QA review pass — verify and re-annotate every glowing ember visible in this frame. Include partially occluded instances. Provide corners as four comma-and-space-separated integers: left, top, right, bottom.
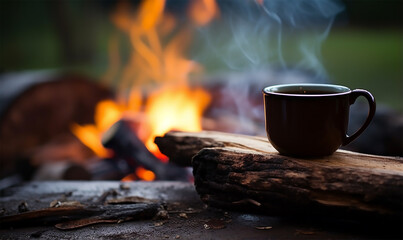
121, 173, 137, 182
119, 167, 155, 182
135, 167, 156, 181
72, 0, 216, 181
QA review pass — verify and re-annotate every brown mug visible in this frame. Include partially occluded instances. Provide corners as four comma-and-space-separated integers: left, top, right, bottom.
262, 83, 376, 157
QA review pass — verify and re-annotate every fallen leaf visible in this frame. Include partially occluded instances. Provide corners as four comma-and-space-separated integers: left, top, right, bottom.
50, 200, 83, 208
178, 213, 188, 219
155, 209, 169, 220
55, 218, 117, 230
154, 221, 166, 227
255, 226, 272, 230
49, 200, 61, 208
232, 198, 261, 206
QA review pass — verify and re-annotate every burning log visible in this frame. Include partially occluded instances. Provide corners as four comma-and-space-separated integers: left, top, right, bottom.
155, 131, 403, 220
102, 120, 189, 181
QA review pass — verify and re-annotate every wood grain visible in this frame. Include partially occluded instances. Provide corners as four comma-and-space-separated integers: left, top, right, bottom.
156, 131, 403, 219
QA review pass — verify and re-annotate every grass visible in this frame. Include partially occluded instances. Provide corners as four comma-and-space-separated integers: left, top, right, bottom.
323, 28, 403, 111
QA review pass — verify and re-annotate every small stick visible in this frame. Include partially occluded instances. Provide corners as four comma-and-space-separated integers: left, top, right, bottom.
55, 203, 160, 230
0, 203, 160, 229
0, 206, 97, 228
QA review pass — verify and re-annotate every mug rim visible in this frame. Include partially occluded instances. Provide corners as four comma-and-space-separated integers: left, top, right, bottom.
262, 83, 351, 97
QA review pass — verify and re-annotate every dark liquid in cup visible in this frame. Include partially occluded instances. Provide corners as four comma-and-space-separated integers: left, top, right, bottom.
278, 90, 339, 95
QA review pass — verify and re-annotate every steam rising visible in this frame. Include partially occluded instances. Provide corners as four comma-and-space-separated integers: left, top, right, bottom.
194, 0, 344, 78
191, 0, 345, 134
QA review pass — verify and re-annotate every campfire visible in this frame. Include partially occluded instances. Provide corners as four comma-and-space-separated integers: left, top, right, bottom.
65, 0, 339, 181
0, 0, 401, 185
70, 0, 216, 181
0, 1, 402, 239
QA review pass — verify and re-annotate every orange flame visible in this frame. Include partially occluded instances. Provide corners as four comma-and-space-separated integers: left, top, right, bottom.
71, 99, 126, 158
137, 0, 165, 30
136, 167, 156, 181
120, 167, 156, 182
71, 123, 112, 158
72, 0, 216, 181
144, 86, 211, 155
188, 0, 220, 26
121, 173, 137, 182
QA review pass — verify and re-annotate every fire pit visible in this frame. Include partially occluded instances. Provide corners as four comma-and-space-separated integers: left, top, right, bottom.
1, 0, 402, 239
1, 0, 401, 183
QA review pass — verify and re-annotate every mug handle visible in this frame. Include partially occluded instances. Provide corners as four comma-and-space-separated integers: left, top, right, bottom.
342, 89, 376, 146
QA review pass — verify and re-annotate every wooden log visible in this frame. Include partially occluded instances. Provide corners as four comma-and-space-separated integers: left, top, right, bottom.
0, 73, 112, 178
155, 131, 403, 220
102, 120, 189, 181
155, 131, 277, 167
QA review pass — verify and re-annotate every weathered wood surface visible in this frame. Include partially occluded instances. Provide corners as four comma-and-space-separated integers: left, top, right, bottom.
155, 131, 273, 167
155, 131, 403, 219
0, 181, 400, 239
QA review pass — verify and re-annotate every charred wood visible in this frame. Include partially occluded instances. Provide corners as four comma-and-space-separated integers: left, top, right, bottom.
102, 120, 189, 181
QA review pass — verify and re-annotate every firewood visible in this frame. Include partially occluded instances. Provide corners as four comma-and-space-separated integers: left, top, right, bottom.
0, 206, 96, 228
155, 131, 403, 220
54, 203, 160, 230
0, 203, 160, 229
102, 120, 189, 181
155, 131, 276, 167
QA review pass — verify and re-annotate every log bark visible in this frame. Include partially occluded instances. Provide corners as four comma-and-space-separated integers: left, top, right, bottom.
155, 131, 270, 167
155, 131, 403, 219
